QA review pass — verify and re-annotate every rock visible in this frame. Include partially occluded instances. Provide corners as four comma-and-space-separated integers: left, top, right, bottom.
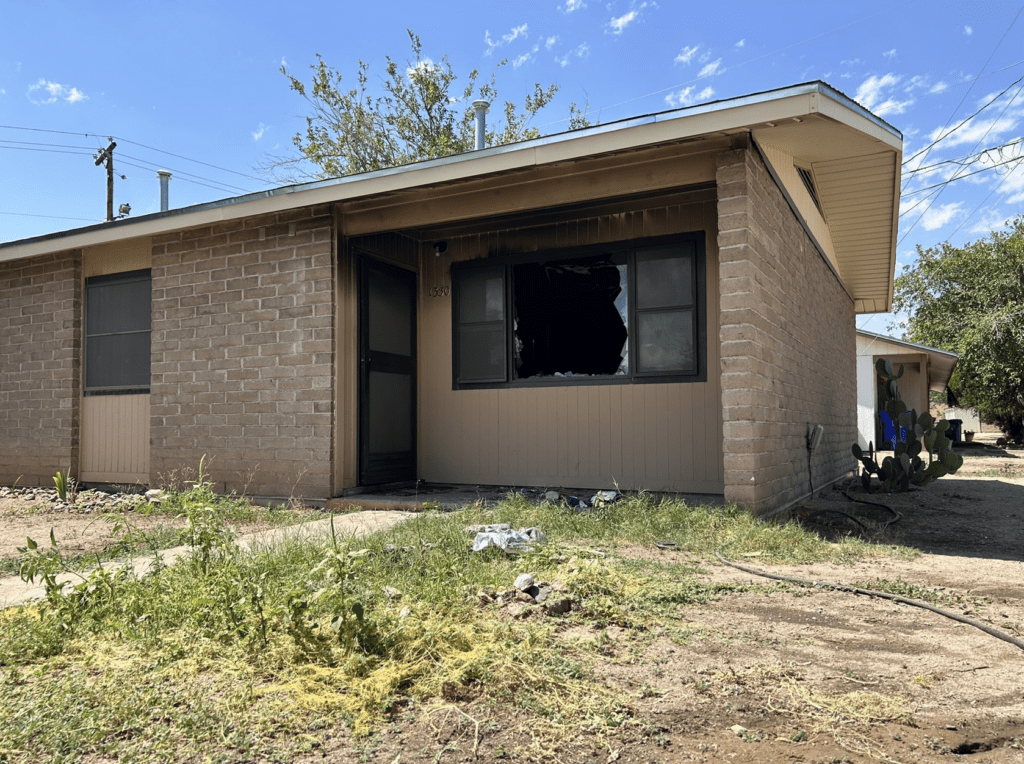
535, 587, 550, 603
382, 586, 402, 600
145, 489, 164, 504
544, 491, 560, 501
730, 725, 747, 737
477, 590, 494, 604
515, 590, 536, 604
505, 602, 530, 619
544, 598, 572, 616
514, 573, 535, 591
398, 606, 411, 619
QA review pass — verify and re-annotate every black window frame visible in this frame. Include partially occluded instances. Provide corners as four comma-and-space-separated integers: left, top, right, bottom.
452, 232, 706, 389
83, 268, 152, 396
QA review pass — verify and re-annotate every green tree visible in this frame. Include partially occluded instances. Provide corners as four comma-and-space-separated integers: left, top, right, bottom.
893, 217, 1024, 442
264, 31, 592, 182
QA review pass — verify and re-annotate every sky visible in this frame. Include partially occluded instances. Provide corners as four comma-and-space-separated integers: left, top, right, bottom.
2, 0, 1023, 336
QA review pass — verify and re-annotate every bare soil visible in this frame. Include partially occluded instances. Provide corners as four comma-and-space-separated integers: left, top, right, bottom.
3, 442, 1023, 763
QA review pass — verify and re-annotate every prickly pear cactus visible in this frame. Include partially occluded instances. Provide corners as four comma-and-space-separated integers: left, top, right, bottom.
851, 358, 963, 492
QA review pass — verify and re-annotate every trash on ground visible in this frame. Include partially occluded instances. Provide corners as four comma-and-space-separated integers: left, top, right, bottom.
466, 523, 547, 553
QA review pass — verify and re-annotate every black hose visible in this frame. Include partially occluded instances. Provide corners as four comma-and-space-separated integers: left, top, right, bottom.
715, 551, 1024, 653
842, 490, 901, 529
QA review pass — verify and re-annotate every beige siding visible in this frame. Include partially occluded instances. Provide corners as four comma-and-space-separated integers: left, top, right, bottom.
754, 142, 838, 272
80, 242, 153, 485
80, 394, 150, 483
417, 192, 724, 493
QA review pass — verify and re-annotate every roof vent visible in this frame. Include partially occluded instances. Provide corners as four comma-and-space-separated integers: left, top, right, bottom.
796, 166, 823, 216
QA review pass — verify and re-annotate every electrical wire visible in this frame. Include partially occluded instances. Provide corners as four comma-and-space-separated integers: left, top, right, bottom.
0, 210, 101, 222
900, 153, 1024, 197
112, 159, 241, 195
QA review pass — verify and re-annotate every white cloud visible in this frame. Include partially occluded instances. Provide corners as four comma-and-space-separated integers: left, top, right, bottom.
854, 73, 913, 116
734, 39, 745, 48
557, 42, 590, 67
545, 36, 558, 50
609, 10, 638, 34
564, 0, 586, 10
665, 85, 714, 108
929, 80, 948, 94
406, 58, 437, 79
964, 25, 973, 35
252, 123, 266, 142
920, 202, 963, 230
698, 59, 722, 78
609, 3, 650, 34
485, 23, 528, 54
512, 51, 533, 69
27, 79, 87, 105
674, 45, 699, 65
928, 112, 1022, 149
968, 209, 1012, 235
280, 57, 287, 68
841, 58, 864, 66
883, 48, 897, 59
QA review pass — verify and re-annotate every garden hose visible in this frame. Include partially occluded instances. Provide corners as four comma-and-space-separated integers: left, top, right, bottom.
714, 549, 1024, 653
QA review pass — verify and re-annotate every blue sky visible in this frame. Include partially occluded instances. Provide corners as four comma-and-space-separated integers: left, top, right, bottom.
2, 0, 1023, 335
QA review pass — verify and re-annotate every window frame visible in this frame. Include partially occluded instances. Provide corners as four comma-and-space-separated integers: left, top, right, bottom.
452, 232, 706, 390
83, 268, 152, 396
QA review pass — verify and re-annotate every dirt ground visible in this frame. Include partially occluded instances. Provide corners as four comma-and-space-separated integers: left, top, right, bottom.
2, 441, 1022, 763
296, 442, 1024, 764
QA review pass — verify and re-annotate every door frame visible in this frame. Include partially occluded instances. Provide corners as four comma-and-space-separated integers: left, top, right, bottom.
357, 252, 418, 485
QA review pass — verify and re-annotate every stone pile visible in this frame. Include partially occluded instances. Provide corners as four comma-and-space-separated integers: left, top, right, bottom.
474, 571, 573, 618
0, 485, 148, 515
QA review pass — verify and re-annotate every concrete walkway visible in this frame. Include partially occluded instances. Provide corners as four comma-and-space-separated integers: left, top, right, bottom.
0, 510, 414, 609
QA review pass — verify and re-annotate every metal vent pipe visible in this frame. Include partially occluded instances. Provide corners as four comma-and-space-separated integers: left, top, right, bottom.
472, 99, 489, 150
157, 170, 171, 211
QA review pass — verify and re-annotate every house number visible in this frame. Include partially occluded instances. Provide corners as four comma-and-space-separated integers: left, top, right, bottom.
429, 285, 450, 297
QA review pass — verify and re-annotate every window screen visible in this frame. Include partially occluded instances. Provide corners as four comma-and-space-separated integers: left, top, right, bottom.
84, 269, 152, 393
454, 265, 507, 384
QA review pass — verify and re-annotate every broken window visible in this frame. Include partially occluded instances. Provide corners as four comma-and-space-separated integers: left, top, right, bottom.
512, 256, 628, 379
452, 234, 704, 388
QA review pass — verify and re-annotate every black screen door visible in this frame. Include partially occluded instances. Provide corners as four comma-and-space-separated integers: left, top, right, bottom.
359, 257, 417, 485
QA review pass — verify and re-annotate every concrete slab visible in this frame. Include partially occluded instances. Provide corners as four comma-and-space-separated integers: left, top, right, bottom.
0, 510, 414, 610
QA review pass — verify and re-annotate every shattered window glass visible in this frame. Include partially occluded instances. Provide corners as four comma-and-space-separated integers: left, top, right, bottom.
512, 255, 628, 379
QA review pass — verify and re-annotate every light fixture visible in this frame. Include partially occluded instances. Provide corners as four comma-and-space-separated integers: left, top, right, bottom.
117, 203, 131, 219
434, 241, 448, 257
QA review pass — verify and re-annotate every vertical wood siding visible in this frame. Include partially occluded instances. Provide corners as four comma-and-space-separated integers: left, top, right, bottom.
80, 394, 150, 483
80, 243, 153, 485
417, 193, 724, 493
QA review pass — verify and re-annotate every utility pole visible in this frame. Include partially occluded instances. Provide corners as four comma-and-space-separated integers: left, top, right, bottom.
94, 139, 117, 222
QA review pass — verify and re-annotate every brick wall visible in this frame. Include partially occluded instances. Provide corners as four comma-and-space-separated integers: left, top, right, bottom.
0, 251, 82, 486
150, 206, 336, 498
717, 144, 856, 514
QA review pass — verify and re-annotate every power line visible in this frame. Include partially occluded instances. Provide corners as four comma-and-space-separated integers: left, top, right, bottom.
113, 158, 243, 195
900, 153, 1024, 197
112, 136, 266, 183
118, 152, 252, 194
904, 137, 1024, 177
0, 210, 101, 222
0, 124, 267, 185
901, 71, 1024, 172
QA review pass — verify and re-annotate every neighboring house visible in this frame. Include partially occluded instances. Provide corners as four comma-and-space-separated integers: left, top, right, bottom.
0, 81, 902, 515
855, 329, 958, 449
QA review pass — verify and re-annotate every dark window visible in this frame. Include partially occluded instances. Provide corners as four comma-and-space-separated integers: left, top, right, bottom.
84, 269, 151, 394
452, 234, 705, 388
